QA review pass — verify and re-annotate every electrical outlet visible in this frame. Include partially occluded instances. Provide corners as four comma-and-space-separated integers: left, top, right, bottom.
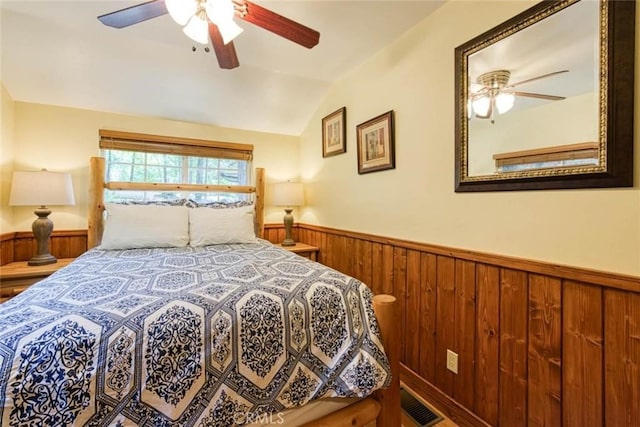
446, 349, 459, 374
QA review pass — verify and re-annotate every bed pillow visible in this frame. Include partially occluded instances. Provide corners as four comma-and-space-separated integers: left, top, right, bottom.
189, 205, 257, 246
101, 204, 190, 249
114, 198, 189, 206
185, 199, 253, 209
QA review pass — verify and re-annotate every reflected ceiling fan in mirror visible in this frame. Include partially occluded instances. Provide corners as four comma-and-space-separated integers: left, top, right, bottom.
469, 69, 568, 122
97, 0, 320, 70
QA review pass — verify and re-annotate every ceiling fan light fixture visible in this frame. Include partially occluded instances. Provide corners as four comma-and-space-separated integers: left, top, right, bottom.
97, 0, 321, 69
218, 20, 244, 45
205, 0, 235, 23
205, 0, 242, 44
166, 0, 198, 26
495, 92, 515, 114
472, 96, 491, 117
183, 13, 209, 45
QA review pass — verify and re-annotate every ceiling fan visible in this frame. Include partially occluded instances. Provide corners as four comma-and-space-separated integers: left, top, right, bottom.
469, 69, 568, 121
98, 0, 320, 70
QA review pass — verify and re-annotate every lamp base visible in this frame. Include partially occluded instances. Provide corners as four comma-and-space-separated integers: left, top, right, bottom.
29, 206, 57, 267
28, 254, 58, 266
281, 208, 296, 247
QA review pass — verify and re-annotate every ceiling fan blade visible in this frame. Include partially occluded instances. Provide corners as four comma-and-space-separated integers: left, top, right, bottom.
513, 91, 566, 101
508, 70, 569, 88
209, 23, 240, 69
98, 0, 167, 28
235, 0, 320, 49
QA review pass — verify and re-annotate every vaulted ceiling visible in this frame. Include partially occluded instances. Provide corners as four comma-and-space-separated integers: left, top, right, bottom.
1, 1, 443, 135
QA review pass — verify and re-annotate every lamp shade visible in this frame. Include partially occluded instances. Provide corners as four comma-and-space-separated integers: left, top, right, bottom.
495, 92, 515, 114
205, 0, 244, 44
183, 13, 209, 45
273, 182, 303, 207
217, 20, 244, 45
166, 0, 197, 25
472, 96, 491, 117
9, 170, 75, 207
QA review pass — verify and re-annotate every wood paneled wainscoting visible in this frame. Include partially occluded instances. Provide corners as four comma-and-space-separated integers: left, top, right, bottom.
0, 230, 88, 265
3, 225, 638, 426
265, 223, 640, 427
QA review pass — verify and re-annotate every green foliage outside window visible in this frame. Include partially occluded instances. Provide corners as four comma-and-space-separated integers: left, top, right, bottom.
103, 149, 249, 203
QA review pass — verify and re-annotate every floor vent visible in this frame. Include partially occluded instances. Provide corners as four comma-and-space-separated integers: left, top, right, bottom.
400, 387, 444, 427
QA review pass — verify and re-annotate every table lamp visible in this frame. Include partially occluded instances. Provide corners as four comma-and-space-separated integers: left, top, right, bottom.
9, 169, 75, 266
272, 182, 303, 246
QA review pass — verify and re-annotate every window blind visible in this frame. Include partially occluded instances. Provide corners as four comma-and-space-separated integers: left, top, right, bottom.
99, 129, 253, 161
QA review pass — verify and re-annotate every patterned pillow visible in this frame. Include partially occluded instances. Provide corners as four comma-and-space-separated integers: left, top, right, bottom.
185, 199, 253, 209
114, 198, 189, 206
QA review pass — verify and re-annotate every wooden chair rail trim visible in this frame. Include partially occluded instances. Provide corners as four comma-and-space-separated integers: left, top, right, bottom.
7, 223, 638, 292
297, 223, 640, 292
13, 230, 88, 239
0, 232, 15, 242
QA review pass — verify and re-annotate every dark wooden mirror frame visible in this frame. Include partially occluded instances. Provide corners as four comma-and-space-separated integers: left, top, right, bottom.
454, 0, 635, 192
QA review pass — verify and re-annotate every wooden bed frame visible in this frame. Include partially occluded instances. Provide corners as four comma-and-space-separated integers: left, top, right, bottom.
87, 156, 400, 426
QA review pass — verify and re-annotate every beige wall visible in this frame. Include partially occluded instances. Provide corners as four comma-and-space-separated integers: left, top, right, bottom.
0, 84, 15, 234
9, 102, 300, 232
299, 0, 640, 276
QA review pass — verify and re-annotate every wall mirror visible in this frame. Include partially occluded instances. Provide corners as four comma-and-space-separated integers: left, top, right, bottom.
454, 0, 635, 192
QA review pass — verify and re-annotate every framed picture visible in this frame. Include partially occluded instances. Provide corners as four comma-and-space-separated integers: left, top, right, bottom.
322, 107, 347, 157
356, 110, 395, 174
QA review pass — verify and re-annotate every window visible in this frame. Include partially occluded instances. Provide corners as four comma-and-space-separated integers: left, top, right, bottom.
493, 142, 599, 173
99, 130, 253, 203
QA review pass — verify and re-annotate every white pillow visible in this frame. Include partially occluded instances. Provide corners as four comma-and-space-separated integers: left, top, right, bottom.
101, 204, 190, 250
189, 205, 257, 246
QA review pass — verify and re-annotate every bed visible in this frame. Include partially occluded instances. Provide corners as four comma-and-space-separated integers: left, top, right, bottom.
0, 157, 399, 426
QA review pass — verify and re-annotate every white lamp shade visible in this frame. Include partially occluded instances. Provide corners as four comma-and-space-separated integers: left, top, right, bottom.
9, 170, 75, 206
205, 0, 235, 24
183, 14, 209, 45
217, 20, 244, 44
205, 0, 243, 44
495, 92, 515, 114
472, 96, 491, 116
166, 0, 197, 25
273, 182, 304, 207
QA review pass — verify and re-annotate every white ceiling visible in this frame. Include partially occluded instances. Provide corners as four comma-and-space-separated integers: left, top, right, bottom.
1, 0, 443, 136
469, 0, 598, 114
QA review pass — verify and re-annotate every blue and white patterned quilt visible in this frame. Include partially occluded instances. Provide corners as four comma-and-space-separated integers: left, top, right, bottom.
0, 240, 390, 426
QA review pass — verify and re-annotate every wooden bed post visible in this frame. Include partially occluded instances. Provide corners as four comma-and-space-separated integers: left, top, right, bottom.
255, 167, 265, 239
88, 157, 105, 249
302, 294, 400, 427
373, 294, 401, 426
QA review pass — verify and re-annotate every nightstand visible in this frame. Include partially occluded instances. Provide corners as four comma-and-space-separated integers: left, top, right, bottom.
280, 243, 319, 261
0, 258, 74, 303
